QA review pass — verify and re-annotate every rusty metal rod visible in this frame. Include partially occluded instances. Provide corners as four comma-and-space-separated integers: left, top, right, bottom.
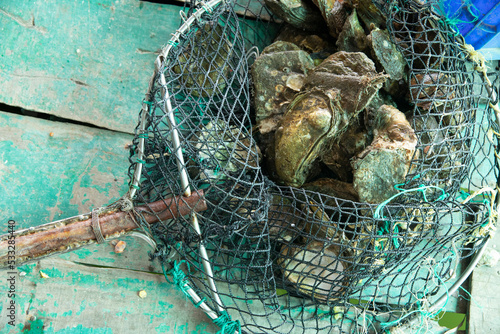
0, 191, 207, 268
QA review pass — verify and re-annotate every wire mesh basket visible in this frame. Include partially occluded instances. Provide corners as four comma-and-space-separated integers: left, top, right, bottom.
127, 0, 500, 332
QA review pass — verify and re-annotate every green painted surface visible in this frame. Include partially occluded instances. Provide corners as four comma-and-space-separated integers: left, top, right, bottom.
0, 110, 132, 229
0, 0, 183, 133
0, 258, 217, 333
0, 0, 278, 133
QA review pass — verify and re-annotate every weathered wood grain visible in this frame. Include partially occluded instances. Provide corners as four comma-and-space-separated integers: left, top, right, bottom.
0, 258, 218, 333
0, 110, 132, 227
0, 0, 278, 133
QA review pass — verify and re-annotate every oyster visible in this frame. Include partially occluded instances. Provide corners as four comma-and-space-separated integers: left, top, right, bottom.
172, 23, 232, 98
302, 178, 360, 237
348, 0, 387, 29
305, 51, 388, 115
252, 41, 315, 135
336, 9, 368, 52
278, 241, 348, 302
409, 73, 455, 111
275, 24, 334, 54
247, 192, 306, 242
352, 105, 417, 204
311, 0, 348, 38
192, 120, 261, 182
409, 115, 464, 196
368, 28, 406, 81
264, 0, 325, 32
321, 118, 371, 182
274, 88, 344, 187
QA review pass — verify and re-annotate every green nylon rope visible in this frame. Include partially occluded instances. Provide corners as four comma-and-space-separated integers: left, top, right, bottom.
162, 260, 241, 334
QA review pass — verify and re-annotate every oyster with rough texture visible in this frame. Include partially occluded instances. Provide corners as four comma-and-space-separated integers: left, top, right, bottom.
264, 0, 325, 32
352, 105, 417, 204
302, 178, 359, 236
321, 118, 371, 182
252, 41, 315, 135
172, 23, 231, 97
247, 192, 307, 242
348, 0, 387, 28
305, 51, 388, 115
408, 115, 464, 196
192, 120, 261, 182
278, 241, 347, 302
409, 73, 455, 111
368, 28, 406, 81
274, 88, 345, 187
336, 9, 368, 52
311, 0, 348, 38
275, 24, 334, 54
411, 115, 448, 164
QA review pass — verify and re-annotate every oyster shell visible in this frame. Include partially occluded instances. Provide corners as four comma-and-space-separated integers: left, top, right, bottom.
321, 118, 371, 182
278, 241, 347, 302
172, 23, 231, 97
302, 178, 360, 237
247, 192, 306, 242
252, 41, 315, 134
264, 0, 325, 32
274, 88, 344, 187
409, 73, 455, 111
336, 9, 368, 52
352, 105, 417, 204
348, 0, 387, 29
305, 51, 388, 115
275, 24, 335, 54
311, 0, 348, 38
192, 120, 261, 182
368, 28, 406, 81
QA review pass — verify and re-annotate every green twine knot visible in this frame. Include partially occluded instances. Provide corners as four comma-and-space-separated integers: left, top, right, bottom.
214, 311, 241, 334
165, 260, 191, 295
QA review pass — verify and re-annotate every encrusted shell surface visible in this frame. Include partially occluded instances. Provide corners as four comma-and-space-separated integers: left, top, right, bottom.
305, 51, 388, 115
275, 24, 334, 54
302, 178, 359, 237
321, 119, 371, 182
264, 0, 325, 31
266, 194, 307, 242
369, 28, 406, 81
311, 0, 348, 38
351, 0, 387, 29
278, 241, 347, 302
352, 105, 417, 203
409, 73, 455, 111
274, 88, 344, 187
192, 120, 261, 182
336, 9, 368, 52
252, 41, 315, 134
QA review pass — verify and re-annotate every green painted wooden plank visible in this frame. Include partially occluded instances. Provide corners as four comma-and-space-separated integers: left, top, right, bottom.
0, 0, 183, 133
0, 0, 277, 133
0, 258, 218, 333
0, 110, 132, 229
0, 111, 165, 272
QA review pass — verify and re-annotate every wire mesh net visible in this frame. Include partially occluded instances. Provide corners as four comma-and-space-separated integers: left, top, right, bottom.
127, 0, 499, 332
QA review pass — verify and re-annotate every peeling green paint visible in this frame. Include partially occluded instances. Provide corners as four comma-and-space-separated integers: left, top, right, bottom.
22, 318, 44, 334
155, 323, 171, 333
54, 324, 113, 334
95, 257, 116, 264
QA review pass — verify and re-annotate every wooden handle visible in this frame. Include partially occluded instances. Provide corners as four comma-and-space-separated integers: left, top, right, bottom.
0, 192, 207, 268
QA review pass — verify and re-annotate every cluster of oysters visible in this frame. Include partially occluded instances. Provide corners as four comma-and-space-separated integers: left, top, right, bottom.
249, 0, 443, 301
253, 2, 417, 202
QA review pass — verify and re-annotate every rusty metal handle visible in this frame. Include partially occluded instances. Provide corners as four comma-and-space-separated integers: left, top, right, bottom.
0, 191, 207, 268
